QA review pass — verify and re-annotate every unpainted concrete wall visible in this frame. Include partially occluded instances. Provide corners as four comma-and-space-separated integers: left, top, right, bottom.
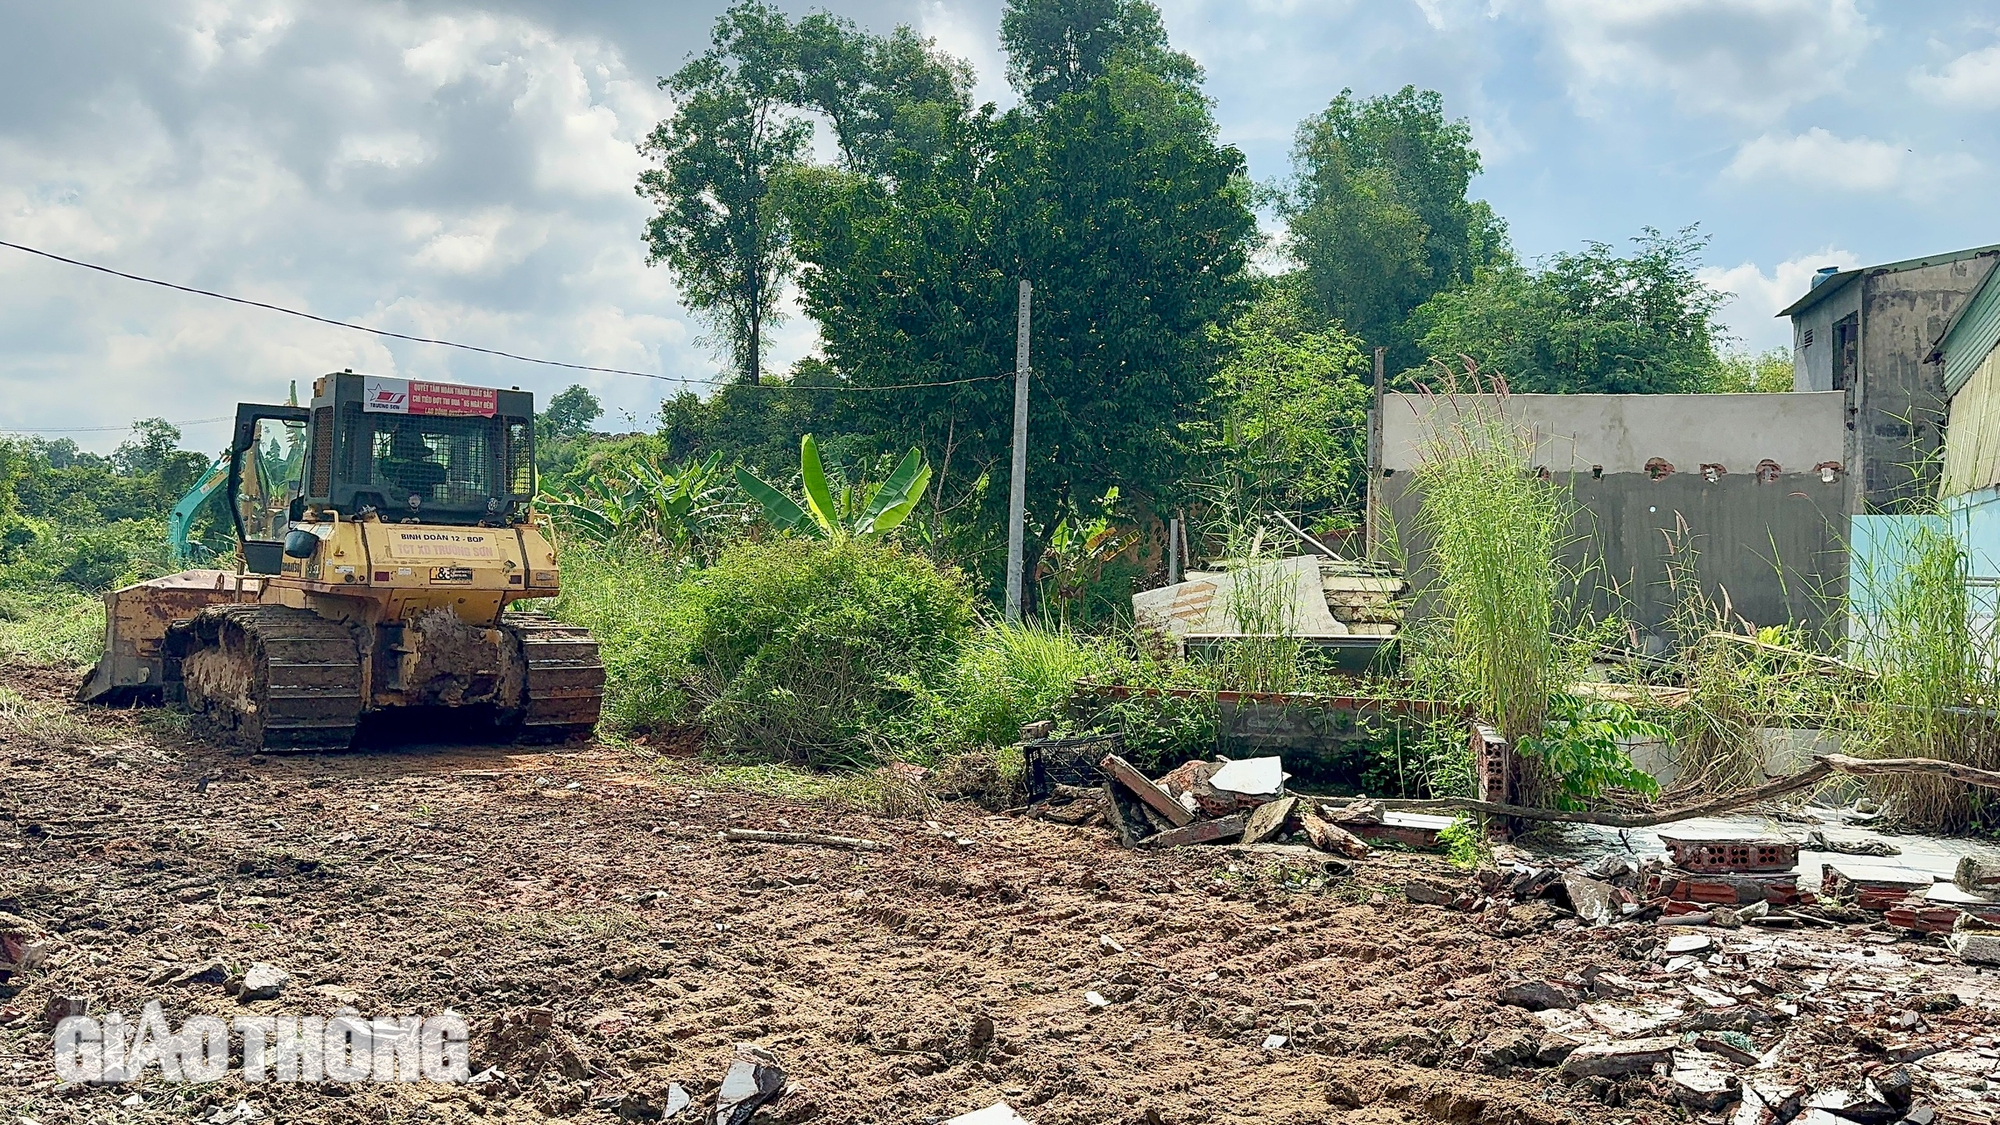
1374, 392, 1850, 647
1856, 256, 1996, 511
1792, 279, 1861, 394
1379, 392, 1845, 474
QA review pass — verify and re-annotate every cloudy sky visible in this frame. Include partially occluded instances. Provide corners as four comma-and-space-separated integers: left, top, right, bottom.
3, 0, 1997, 451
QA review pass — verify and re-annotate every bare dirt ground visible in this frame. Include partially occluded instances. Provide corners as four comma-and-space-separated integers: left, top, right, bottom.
1, 664, 1994, 1125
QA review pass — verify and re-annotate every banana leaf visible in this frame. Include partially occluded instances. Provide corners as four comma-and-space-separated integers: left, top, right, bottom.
735, 466, 817, 535
799, 434, 840, 538
856, 447, 932, 535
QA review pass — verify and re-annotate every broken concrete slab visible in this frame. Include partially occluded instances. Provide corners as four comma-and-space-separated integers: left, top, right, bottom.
1098, 754, 1193, 828
1662, 932, 1714, 956
1561, 1036, 1678, 1078
1672, 1050, 1742, 1111
1564, 873, 1619, 927
1947, 917, 2000, 965
714, 1047, 787, 1125
1208, 756, 1286, 801
1241, 795, 1297, 846
1497, 980, 1579, 1012
1953, 855, 2000, 897
236, 963, 288, 1002
1822, 863, 1932, 911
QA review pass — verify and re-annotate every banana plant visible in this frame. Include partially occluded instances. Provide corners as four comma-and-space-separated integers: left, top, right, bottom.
541, 451, 738, 559
736, 434, 931, 541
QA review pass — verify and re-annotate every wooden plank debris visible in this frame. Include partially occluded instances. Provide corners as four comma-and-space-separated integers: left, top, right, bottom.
1141, 815, 1248, 849
1099, 753, 1193, 827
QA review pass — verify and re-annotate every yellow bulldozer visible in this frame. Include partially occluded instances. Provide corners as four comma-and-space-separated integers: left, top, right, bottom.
80, 372, 604, 750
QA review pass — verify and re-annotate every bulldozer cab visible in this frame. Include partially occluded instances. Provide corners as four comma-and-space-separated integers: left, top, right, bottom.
228, 406, 310, 574
228, 374, 536, 574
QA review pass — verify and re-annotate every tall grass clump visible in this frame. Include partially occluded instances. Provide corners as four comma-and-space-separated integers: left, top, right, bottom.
0, 586, 106, 668
1654, 523, 1849, 793
1223, 555, 1304, 694
544, 540, 694, 731
681, 537, 975, 769
1410, 389, 1568, 741
1406, 382, 1661, 807
1851, 518, 1999, 830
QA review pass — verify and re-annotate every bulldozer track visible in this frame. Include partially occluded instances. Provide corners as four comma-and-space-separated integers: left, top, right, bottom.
169, 604, 364, 752
502, 612, 605, 742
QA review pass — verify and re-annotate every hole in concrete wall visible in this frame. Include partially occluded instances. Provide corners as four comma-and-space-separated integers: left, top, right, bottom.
1645, 458, 1674, 480
1756, 459, 1781, 482
1700, 463, 1726, 483
1591, 465, 1603, 479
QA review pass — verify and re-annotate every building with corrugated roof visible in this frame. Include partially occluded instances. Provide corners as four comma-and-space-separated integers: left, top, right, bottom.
1780, 243, 2000, 513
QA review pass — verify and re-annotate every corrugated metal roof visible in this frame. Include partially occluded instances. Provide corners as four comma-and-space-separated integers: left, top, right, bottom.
1775, 241, 2000, 319
1941, 269, 2000, 398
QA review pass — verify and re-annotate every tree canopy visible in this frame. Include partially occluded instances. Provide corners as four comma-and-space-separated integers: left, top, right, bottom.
638, 3, 814, 385
1191, 276, 1371, 525
999, 0, 1200, 105
1406, 227, 1728, 395
1279, 86, 1507, 374
780, 56, 1255, 582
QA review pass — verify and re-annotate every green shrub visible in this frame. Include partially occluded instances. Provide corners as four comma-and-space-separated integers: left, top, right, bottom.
925, 623, 1122, 750
0, 516, 171, 593
544, 541, 694, 731
683, 537, 975, 768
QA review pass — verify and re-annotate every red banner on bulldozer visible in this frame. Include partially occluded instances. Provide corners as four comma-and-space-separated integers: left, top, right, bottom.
362, 377, 497, 416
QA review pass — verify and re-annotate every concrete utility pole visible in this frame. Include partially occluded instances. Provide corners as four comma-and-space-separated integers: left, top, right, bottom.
1366, 345, 1385, 561
1005, 280, 1031, 623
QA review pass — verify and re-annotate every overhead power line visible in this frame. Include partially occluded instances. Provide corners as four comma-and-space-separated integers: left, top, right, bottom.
2, 415, 230, 435
0, 238, 1008, 394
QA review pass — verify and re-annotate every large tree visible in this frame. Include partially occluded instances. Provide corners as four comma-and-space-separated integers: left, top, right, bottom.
1280, 86, 1507, 373
782, 55, 1254, 586
792, 15, 974, 177
638, 2, 810, 385
1407, 227, 1727, 394
638, 5, 972, 385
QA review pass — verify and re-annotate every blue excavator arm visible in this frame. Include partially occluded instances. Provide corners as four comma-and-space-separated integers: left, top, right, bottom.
167, 456, 228, 564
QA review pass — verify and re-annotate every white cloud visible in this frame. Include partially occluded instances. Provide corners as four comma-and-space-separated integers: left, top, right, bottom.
1701, 247, 1862, 351
1722, 128, 1978, 198
918, 0, 1014, 110
0, 1, 708, 448
336, 131, 428, 170
1912, 44, 2000, 108
1539, 0, 1871, 121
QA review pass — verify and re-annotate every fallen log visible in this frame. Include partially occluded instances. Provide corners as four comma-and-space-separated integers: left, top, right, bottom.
1372, 752, 2000, 829
1297, 811, 1372, 858
723, 828, 892, 851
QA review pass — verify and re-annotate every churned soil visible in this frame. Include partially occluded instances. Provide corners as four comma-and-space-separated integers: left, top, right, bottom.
0, 668, 1724, 1125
